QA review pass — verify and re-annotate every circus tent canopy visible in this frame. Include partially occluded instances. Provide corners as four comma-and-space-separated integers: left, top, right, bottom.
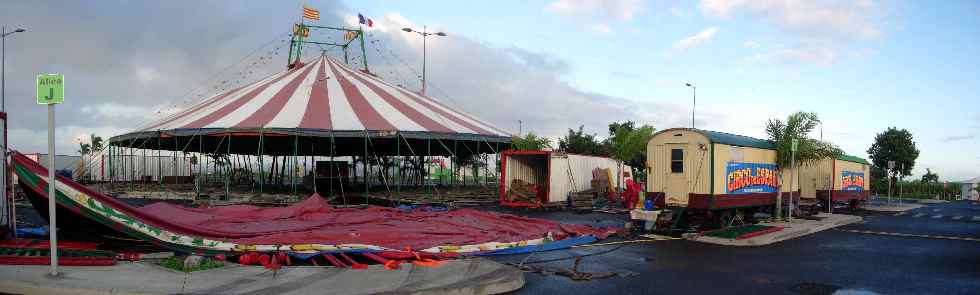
110, 56, 512, 156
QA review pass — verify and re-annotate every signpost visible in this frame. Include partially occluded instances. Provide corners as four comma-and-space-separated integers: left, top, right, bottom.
37, 73, 63, 276
887, 160, 895, 204
788, 139, 798, 221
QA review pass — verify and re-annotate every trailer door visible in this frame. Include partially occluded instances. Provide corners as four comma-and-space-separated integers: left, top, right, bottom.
666, 144, 688, 202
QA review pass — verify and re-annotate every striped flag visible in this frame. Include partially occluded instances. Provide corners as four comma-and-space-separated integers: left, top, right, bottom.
303, 6, 320, 21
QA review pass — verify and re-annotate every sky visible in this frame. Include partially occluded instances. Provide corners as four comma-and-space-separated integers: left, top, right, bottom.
1, 0, 978, 181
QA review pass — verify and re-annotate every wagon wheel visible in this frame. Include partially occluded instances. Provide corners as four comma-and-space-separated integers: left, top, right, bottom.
849, 199, 861, 212
717, 209, 734, 229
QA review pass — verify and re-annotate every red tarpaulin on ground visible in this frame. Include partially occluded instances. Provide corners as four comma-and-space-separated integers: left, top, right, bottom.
12, 152, 611, 253
133, 195, 609, 250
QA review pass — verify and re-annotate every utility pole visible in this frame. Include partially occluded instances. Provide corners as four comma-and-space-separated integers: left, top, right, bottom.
685, 83, 696, 128
2, 26, 26, 234
401, 26, 446, 96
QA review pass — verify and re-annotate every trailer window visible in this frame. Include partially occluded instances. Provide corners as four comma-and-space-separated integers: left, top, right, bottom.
670, 149, 683, 173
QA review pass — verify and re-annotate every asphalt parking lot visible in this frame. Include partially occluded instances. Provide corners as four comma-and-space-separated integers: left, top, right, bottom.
491, 200, 980, 295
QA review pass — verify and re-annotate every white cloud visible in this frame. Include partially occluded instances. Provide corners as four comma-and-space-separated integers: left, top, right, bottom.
672, 27, 719, 52
546, 0, 646, 21
698, 0, 881, 40
585, 23, 614, 34
743, 40, 759, 48
80, 103, 161, 120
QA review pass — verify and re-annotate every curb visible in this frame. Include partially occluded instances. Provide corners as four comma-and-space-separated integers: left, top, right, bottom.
0, 280, 159, 295
689, 215, 863, 247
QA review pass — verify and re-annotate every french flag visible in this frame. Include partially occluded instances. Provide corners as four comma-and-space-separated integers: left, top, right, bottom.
358, 13, 374, 27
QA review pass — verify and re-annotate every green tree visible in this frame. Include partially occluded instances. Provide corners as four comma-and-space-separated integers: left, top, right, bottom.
867, 127, 919, 193
765, 111, 842, 219
78, 133, 105, 156
78, 142, 91, 156
921, 168, 939, 183
90, 134, 104, 152
511, 132, 552, 150
605, 121, 655, 179
558, 125, 606, 156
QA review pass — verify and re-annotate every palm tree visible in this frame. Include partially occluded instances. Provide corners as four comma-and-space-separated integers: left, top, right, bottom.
90, 134, 104, 152
765, 111, 842, 219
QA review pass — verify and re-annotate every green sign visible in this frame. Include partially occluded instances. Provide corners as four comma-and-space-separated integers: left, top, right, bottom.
36, 74, 65, 105
791, 138, 799, 152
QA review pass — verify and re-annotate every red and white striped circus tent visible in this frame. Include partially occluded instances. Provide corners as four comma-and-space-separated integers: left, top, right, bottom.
110, 56, 512, 156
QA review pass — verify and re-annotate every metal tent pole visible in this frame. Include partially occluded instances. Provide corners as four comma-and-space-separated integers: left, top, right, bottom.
292, 134, 298, 196
258, 129, 264, 195
363, 132, 368, 204
157, 133, 161, 186
427, 138, 431, 194
453, 140, 458, 191
225, 134, 231, 199
396, 133, 401, 195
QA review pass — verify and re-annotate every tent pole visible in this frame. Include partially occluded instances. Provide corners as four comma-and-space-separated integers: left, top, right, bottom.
454, 139, 458, 191
396, 133, 401, 196
107, 144, 113, 188
427, 138, 431, 194
173, 135, 178, 186
292, 134, 298, 196
363, 132, 368, 204
157, 132, 161, 187
311, 138, 318, 195
197, 132, 203, 199
258, 129, 264, 196
225, 134, 231, 199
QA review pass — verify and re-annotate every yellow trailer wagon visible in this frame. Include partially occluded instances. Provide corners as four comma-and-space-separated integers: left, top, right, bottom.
646, 128, 799, 229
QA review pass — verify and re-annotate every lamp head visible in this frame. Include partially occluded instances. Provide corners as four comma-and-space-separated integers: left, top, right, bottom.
15, 28, 26, 33
401, 28, 413, 32
435, 32, 447, 36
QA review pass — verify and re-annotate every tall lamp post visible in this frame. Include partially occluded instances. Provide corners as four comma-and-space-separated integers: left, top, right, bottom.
401, 26, 446, 96
685, 83, 696, 128
2, 26, 26, 235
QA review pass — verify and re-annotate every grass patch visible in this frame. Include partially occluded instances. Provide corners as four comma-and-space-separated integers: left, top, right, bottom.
703, 225, 776, 239
157, 256, 225, 272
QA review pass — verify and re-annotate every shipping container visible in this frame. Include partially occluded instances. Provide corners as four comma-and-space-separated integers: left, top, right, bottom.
798, 155, 871, 205
499, 150, 631, 207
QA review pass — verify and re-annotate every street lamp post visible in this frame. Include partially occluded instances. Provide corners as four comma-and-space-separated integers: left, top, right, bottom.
685, 83, 696, 128
1, 26, 25, 236
401, 26, 446, 96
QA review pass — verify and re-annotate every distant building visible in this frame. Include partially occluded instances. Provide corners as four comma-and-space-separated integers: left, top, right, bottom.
959, 177, 979, 200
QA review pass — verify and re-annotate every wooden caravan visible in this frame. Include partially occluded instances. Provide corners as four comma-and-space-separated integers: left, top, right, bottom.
646, 128, 799, 212
798, 155, 871, 204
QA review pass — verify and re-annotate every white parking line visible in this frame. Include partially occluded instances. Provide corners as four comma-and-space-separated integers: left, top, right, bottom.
953, 216, 964, 220
931, 215, 944, 219
913, 213, 927, 218
933, 209, 943, 212
836, 229, 980, 242
894, 212, 907, 216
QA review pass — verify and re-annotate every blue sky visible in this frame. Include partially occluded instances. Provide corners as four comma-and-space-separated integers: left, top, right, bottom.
350, 0, 980, 180
1, 0, 977, 181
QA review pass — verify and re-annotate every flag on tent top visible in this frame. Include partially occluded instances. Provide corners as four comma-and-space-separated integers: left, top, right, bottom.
358, 13, 374, 27
303, 6, 320, 20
